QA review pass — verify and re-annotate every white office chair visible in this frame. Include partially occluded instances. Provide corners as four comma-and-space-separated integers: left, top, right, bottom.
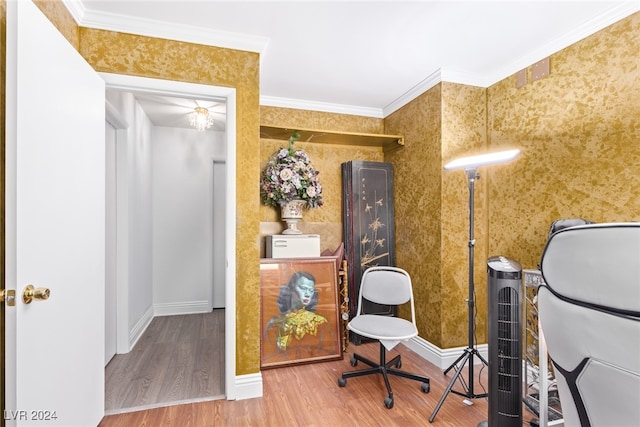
337, 266, 430, 409
539, 222, 640, 427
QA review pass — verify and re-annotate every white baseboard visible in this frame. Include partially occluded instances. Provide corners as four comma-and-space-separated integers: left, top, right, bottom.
232, 373, 263, 400
126, 301, 211, 352
404, 336, 488, 370
154, 300, 212, 316
128, 305, 154, 351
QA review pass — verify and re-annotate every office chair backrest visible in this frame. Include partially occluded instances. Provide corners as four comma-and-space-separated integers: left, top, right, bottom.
539, 222, 640, 427
357, 266, 416, 319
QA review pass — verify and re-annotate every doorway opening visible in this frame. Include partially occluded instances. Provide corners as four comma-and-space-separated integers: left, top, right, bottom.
101, 73, 237, 412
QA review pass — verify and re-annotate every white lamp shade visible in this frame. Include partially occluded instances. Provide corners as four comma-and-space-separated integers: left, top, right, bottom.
444, 149, 520, 171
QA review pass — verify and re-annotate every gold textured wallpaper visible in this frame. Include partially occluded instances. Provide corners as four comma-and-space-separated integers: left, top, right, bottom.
386, 83, 490, 348
259, 106, 384, 254
385, 12, 639, 349
440, 83, 489, 348
384, 86, 445, 345
35, 1, 262, 375
33, 0, 78, 48
79, 29, 262, 375
261, 105, 384, 134
22, 1, 640, 371
487, 12, 640, 272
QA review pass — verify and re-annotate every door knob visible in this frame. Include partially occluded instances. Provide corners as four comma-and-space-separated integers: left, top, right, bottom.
23, 285, 51, 304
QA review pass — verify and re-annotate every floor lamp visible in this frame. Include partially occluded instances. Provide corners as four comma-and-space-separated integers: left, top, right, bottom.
429, 149, 520, 423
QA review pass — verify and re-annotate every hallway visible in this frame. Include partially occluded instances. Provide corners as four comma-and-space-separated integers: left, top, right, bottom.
105, 310, 225, 414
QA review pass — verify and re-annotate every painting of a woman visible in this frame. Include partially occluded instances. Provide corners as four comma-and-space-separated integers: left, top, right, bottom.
260, 258, 342, 368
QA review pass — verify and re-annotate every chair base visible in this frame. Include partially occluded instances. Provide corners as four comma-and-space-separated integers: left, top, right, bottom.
338, 342, 430, 409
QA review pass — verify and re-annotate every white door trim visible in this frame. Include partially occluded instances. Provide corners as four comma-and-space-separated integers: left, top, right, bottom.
104, 120, 117, 366
99, 73, 240, 400
211, 160, 226, 309
104, 100, 131, 355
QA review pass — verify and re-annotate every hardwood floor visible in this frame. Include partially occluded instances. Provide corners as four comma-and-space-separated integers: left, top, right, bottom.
100, 340, 538, 426
105, 310, 225, 414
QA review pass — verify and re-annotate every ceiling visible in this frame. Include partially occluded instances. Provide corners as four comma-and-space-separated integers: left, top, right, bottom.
132, 93, 227, 131
76, 0, 638, 124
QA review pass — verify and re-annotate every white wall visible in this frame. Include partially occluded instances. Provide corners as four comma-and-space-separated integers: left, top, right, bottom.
106, 90, 154, 351
128, 101, 154, 332
105, 90, 226, 346
152, 126, 226, 315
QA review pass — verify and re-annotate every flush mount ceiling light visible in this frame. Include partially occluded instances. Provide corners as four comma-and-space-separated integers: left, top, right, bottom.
189, 106, 214, 131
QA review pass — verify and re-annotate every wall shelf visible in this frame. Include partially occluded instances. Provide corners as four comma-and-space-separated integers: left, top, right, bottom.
260, 125, 404, 153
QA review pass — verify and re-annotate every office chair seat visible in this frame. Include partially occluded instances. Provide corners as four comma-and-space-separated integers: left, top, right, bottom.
348, 314, 418, 344
337, 266, 430, 409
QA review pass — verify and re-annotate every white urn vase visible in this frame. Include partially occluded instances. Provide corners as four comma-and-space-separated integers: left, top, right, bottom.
280, 199, 306, 234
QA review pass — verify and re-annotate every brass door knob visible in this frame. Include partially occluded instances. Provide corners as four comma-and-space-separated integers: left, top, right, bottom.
23, 284, 51, 304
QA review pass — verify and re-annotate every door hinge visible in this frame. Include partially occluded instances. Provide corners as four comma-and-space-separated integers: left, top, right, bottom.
1, 289, 17, 306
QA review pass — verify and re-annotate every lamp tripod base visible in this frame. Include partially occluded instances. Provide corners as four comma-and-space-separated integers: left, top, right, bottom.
428, 347, 488, 423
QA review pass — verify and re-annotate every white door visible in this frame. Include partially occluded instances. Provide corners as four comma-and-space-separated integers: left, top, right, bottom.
5, 2, 105, 426
212, 161, 226, 308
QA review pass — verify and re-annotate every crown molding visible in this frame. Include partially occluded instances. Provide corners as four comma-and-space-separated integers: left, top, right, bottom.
66, 1, 639, 119
382, 68, 443, 117
266, 67, 486, 118
61, 0, 84, 23
383, 2, 639, 118
62, 0, 268, 53
382, 67, 492, 118
260, 96, 384, 118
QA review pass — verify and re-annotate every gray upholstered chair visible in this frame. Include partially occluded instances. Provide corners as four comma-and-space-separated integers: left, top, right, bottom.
337, 266, 430, 408
539, 222, 640, 426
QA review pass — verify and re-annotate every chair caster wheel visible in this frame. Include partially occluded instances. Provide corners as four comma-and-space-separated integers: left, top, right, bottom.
396, 360, 402, 368
338, 377, 346, 387
350, 357, 357, 367
384, 396, 394, 409
421, 382, 430, 393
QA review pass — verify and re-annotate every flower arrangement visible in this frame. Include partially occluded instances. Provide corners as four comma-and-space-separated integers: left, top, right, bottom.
261, 131, 323, 209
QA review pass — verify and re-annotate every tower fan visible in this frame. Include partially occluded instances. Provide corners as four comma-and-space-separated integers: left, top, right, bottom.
485, 256, 523, 427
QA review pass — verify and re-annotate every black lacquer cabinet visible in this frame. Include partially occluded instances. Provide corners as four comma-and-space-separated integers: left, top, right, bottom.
342, 161, 397, 344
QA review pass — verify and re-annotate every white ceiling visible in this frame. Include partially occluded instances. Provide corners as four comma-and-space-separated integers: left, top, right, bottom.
74, 0, 639, 121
